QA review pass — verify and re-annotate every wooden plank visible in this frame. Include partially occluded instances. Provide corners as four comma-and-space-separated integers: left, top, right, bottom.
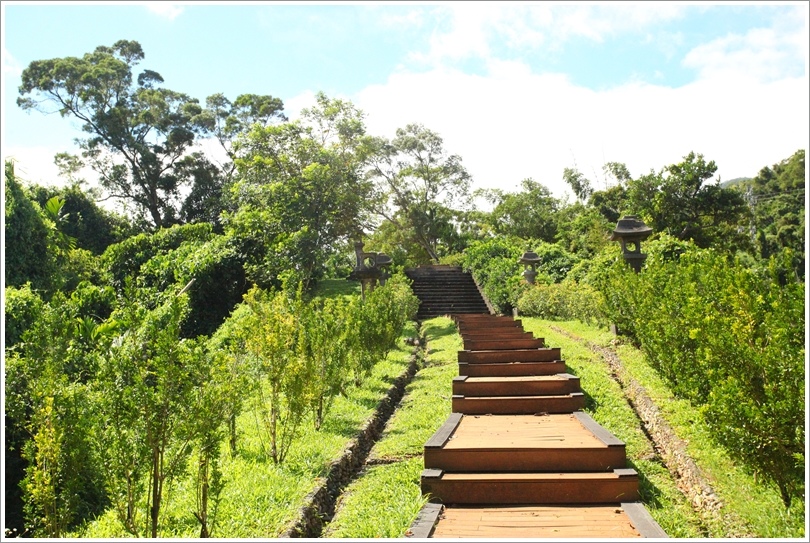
424, 447, 627, 472
405, 502, 443, 538
453, 374, 580, 397
621, 502, 669, 538
422, 470, 640, 504
424, 413, 463, 449
452, 392, 585, 415
458, 348, 561, 363
459, 360, 567, 377
574, 411, 626, 447
463, 338, 546, 351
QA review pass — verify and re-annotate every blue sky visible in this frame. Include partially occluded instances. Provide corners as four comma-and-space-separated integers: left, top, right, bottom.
2, 1, 808, 202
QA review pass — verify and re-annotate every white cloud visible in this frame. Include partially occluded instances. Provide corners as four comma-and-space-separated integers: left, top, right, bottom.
2, 46, 22, 76
354, 62, 808, 200
405, 3, 689, 72
3, 145, 85, 186
145, 2, 184, 21
683, 10, 807, 83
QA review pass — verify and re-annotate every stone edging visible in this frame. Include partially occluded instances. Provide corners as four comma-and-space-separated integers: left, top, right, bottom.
280, 335, 425, 538
548, 325, 753, 538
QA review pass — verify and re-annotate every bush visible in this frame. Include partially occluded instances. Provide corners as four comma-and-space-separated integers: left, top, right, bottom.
4, 284, 45, 348
460, 237, 527, 314
592, 237, 805, 508
516, 281, 605, 325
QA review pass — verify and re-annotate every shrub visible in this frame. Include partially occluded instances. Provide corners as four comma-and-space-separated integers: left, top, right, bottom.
592, 237, 805, 508
460, 237, 527, 313
516, 281, 605, 325
4, 284, 45, 348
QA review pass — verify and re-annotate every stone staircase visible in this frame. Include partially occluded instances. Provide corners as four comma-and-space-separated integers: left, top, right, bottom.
405, 266, 490, 320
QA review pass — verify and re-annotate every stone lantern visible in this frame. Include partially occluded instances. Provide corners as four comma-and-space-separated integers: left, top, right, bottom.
519, 250, 542, 284
348, 240, 392, 299
610, 215, 652, 273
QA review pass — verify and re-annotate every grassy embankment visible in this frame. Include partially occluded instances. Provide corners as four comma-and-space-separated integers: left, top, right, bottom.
325, 316, 805, 538
530, 319, 805, 539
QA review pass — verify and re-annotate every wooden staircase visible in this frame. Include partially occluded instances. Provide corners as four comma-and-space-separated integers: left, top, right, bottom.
407, 313, 667, 538
405, 266, 490, 320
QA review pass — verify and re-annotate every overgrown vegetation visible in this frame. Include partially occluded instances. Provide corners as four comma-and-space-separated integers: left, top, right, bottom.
4, 36, 804, 538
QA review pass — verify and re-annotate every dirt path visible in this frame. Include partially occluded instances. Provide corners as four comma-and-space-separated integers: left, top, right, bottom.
548, 324, 754, 538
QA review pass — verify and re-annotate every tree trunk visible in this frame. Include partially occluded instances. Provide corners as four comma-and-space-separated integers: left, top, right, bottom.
150, 449, 161, 538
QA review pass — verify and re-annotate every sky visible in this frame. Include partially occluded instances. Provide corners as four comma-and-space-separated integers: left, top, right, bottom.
2, 1, 808, 204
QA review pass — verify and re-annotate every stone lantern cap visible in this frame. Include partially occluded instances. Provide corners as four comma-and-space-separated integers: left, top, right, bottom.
519, 251, 541, 265
609, 215, 652, 241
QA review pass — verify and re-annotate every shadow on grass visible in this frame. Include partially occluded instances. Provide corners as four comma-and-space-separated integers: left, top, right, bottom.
627, 458, 664, 509
421, 319, 458, 340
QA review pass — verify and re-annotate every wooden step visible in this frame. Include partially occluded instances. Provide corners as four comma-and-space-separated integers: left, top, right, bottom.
424, 413, 627, 473
458, 360, 567, 377
406, 502, 668, 538
421, 468, 639, 505
452, 393, 585, 415
458, 348, 561, 364
454, 316, 521, 327
463, 338, 546, 351
460, 330, 533, 340
452, 374, 580, 397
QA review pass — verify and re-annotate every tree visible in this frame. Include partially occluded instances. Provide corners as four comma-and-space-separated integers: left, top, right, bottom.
366, 123, 472, 263
97, 293, 203, 537
626, 152, 751, 250
4, 161, 57, 293
18, 40, 208, 229
480, 178, 560, 242
199, 93, 286, 181
27, 180, 135, 255
225, 93, 374, 290
746, 149, 805, 278
563, 167, 593, 202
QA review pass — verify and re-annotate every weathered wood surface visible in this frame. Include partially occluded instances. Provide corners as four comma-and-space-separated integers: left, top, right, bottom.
424, 413, 627, 472
426, 504, 646, 538
463, 338, 546, 351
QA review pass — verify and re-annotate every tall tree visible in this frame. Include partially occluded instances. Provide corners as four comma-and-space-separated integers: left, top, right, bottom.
4, 161, 57, 293
17, 40, 207, 229
746, 149, 805, 276
226, 92, 373, 289
199, 93, 287, 181
563, 167, 593, 202
626, 152, 751, 250
480, 178, 560, 242
366, 123, 472, 263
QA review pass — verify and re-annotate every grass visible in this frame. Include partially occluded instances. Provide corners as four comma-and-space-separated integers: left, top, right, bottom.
71, 321, 420, 539
323, 316, 462, 538
519, 317, 706, 538
528, 318, 806, 539
312, 278, 361, 298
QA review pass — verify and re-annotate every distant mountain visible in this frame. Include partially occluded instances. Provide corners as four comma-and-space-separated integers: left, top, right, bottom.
720, 177, 752, 188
